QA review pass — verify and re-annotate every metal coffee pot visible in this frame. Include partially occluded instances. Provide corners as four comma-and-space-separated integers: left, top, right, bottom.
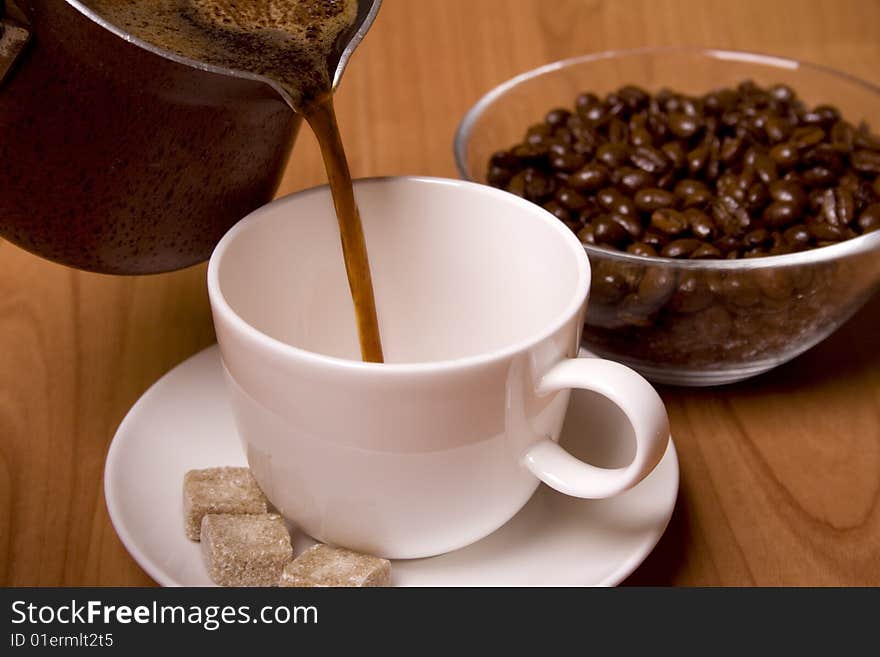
0, 0, 380, 274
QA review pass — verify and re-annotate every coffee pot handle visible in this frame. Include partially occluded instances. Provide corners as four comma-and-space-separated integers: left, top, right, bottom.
523, 358, 669, 498
1, 1, 31, 87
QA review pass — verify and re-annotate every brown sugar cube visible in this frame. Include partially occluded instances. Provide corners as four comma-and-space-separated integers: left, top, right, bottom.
200, 513, 293, 587
279, 544, 391, 587
183, 467, 268, 541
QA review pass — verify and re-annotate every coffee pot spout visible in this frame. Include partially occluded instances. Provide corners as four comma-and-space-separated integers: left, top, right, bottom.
332, 0, 382, 90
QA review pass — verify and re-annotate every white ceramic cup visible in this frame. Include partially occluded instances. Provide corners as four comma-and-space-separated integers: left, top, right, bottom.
207, 176, 669, 559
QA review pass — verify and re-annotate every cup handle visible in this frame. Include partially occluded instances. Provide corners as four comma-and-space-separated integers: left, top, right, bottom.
522, 358, 669, 498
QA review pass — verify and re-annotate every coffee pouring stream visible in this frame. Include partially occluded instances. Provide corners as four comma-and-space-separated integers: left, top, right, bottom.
0, 0, 381, 275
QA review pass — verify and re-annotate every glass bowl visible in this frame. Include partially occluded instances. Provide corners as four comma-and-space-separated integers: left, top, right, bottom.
455, 48, 880, 386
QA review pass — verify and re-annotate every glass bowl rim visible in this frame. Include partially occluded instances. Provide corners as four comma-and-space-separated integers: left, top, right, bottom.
453, 46, 880, 271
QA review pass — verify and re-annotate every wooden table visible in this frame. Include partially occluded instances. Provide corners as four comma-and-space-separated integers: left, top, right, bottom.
2, 0, 878, 586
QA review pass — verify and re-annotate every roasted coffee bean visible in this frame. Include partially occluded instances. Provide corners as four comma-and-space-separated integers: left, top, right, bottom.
722, 274, 761, 308
641, 231, 669, 250
801, 105, 840, 127
630, 128, 654, 148
618, 85, 649, 110
635, 188, 677, 212
551, 151, 586, 172
606, 93, 627, 118
656, 171, 676, 190
743, 228, 772, 249
852, 149, 880, 173
746, 183, 770, 212
803, 143, 844, 172
791, 126, 825, 149
830, 120, 856, 152
525, 123, 553, 143
685, 208, 715, 240
762, 201, 801, 228
687, 144, 709, 176
528, 169, 557, 200
769, 84, 795, 102
661, 141, 686, 170
713, 235, 741, 255
631, 146, 670, 174
596, 143, 630, 168
610, 195, 638, 216
490, 150, 520, 169
575, 92, 600, 111
597, 187, 621, 210
769, 142, 799, 168
577, 223, 596, 244
646, 111, 669, 140
553, 128, 575, 146
690, 243, 722, 259
764, 115, 791, 143
661, 238, 702, 258
783, 224, 811, 249
572, 139, 596, 158
753, 153, 779, 184
591, 269, 628, 304
669, 273, 714, 312
755, 269, 794, 300
610, 212, 644, 239
637, 268, 676, 305
627, 242, 658, 257
593, 214, 630, 247
553, 187, 587, 212
579, 101, 606, 124
608, 118, 629, 144
801, 166, 837, 188
487, 165, 512, 187
782, 171, 802, 185
832, 187, 855, 225
562, 219, 582, 234
806, 217, 844, 241
691, 305, 733, 341
545, 108, 572, 128
720, 136, 745, 163
712, 195, 750, 236
768, 180, 808, 209
616, 167, 656, 194
542, 201, 572, 223
506, 170, 528, 197
569, 163, 609, 191
650, 208, 688, 236
577, 201, 601, 223
512, 142, 550, 163
549, 141, 572, 156
717, 172, 748, 203
668, 112, 701, 138
554, 171, 572, 187
854, 179, 878, 210
705, 137, 722, 180
674, 178, 709, 198
857, 203, 880, 232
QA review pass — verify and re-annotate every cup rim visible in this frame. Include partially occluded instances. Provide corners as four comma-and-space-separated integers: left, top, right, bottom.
207, 175, 591, 373
453, 46, 880, 270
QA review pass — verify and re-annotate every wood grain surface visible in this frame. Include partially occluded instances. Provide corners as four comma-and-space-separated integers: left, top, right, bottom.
2, 0, 879, 586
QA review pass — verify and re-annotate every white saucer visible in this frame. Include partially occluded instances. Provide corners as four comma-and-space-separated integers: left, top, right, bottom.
104, 346, 678, 586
